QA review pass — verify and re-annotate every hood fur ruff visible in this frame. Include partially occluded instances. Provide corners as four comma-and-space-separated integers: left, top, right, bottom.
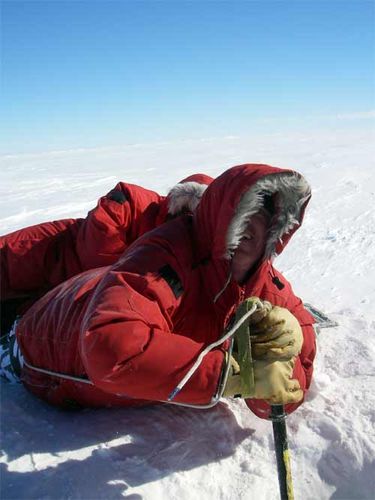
167, 181, 208, 215
226, 172, 311, 259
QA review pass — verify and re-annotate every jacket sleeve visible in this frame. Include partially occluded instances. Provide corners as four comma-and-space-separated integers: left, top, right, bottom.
75, 183, 134, 270
80, 247, 225, 405
0, 219, 81, 301
245, 270, 316, 419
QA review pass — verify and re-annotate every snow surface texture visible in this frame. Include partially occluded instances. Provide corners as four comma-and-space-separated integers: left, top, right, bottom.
1, 128, 375, 499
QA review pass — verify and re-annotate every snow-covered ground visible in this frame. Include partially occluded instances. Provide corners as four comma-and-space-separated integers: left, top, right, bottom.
1, 127, 375, 499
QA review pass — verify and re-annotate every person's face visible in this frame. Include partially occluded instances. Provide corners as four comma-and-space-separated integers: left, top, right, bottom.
231, 212, 269, 284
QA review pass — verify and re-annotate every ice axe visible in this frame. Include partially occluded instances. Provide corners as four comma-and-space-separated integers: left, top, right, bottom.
234, 299, 295, 500
270, 404, 294, 500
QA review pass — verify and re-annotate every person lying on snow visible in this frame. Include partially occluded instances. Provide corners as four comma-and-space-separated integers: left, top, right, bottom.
1, 164, 316, 419
0, 173, 213, 335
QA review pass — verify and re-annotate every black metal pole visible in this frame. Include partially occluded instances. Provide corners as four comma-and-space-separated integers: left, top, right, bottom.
270, 405, 294, 500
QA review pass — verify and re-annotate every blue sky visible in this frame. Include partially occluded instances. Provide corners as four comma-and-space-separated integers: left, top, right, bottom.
1, 0, 374, 153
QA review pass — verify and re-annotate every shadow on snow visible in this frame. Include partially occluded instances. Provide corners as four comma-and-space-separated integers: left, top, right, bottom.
1, 381, 254, 499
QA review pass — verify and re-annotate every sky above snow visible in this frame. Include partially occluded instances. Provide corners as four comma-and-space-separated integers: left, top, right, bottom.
2, 1, 375, 153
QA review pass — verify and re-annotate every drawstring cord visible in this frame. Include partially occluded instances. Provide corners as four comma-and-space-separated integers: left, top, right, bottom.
167, 300, 259, 401
22, 358, 94, 385
6, 319, 94, 386
213, 271, 232, 303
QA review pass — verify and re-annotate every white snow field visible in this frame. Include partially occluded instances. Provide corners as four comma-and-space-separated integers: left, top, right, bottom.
1, 127, 375, 499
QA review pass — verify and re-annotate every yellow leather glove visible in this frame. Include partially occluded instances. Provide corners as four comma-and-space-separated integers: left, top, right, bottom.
222, 298, 304, 404
252, 359, 303, 404
250, 305, 303, 361
222, 355, 303, 404
222, 355, 242, 398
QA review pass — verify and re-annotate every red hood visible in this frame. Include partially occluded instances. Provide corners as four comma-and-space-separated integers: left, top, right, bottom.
193, 164, 311, 312
178, 173, 214, 185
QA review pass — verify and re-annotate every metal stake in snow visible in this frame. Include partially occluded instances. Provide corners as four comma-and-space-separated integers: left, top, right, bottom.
270, 405, 294, 500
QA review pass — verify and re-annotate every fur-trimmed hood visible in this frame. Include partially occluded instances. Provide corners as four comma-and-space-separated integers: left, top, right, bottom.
167, 174, 214, 216
226, 170, 311, 259
193, 164, 311, 306
195, 164, 311, 261
154, 174, 213, 227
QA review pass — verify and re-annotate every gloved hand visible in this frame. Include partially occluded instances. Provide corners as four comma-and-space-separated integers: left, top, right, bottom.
252, 359, 303, 404
222, 355, 303, 404
249, 303, 303, 361
222, 297, 304, 405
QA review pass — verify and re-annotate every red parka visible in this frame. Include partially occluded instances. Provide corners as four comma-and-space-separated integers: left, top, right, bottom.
0, 174, 213, 317
15, 164, 316, 418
